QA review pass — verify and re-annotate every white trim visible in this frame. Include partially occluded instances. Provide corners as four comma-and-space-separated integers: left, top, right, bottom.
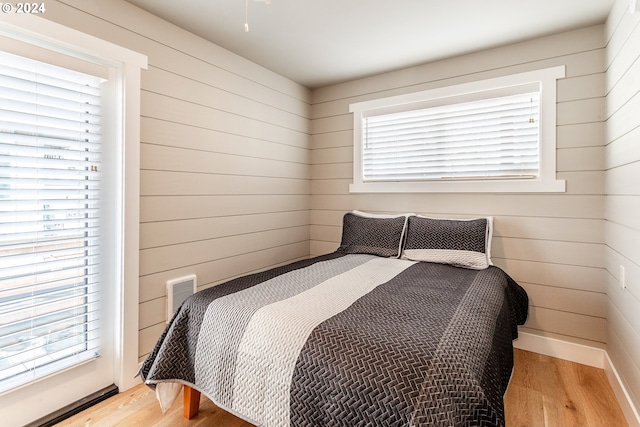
513, 331, 605, 368
514, 332, 640, 427
349, 178, 566, 193
604, 352, 640, 427
0, 13, 147, 70
349, 66, 566, 194
117, 52, 146, 392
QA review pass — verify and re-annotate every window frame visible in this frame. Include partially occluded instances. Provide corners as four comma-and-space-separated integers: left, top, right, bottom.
349, 66, 566, 193
0, 12, 146, 424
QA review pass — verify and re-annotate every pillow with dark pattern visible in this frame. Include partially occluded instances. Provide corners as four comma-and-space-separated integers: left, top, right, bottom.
401, 216, 493, 269
337, 211, 410, 258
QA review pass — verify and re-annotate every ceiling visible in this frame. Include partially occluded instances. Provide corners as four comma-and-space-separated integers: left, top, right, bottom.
124, 0, 615, 89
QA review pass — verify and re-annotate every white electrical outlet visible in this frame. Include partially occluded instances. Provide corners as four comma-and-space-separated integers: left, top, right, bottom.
620, 265, 626, 290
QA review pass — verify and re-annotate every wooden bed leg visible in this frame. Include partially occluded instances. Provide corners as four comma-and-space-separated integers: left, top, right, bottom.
183, 385, 201, 419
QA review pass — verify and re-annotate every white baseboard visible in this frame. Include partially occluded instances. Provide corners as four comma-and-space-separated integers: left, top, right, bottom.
604, 352, 640, 427
513, 332, 640, 427
513, 331, 605, 368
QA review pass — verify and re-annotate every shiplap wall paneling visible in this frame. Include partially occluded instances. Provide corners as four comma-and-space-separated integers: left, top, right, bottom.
605, 0, 640, 417
43, 0, 312, 360
312, 26, 605, 105
309, 25, 607, 346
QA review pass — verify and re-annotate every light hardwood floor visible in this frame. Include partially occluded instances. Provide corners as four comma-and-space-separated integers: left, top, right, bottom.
56, 349, 628, 427
505, 349, 628, 427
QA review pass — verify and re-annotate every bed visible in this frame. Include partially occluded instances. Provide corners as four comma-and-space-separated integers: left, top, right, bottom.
139, 211, 529, 427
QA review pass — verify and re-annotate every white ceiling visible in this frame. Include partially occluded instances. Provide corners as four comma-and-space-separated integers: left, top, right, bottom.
124, 0, 615, 89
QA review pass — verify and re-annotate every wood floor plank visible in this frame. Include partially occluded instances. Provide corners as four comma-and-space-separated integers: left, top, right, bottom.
504, 350, 628, 427
503, 384, 545, 427
57, 349, 628, 426
56, 386, 253, 427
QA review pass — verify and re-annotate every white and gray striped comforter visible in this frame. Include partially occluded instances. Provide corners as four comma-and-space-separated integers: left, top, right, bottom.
139, 253, 528, 427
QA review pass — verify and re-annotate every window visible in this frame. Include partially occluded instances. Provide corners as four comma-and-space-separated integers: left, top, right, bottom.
0, 14, 146, 426
349, 67, 566, 193
362, 91, 540, 181
0, 51, 105, 393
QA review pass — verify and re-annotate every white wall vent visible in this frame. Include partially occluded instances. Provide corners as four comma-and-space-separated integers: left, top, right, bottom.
166, 274, 197, 322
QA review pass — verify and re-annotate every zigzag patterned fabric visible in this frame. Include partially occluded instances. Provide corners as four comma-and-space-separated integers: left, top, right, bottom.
337, 212, 408, 258
402, 216, 492, 269
139, 252, 528, 427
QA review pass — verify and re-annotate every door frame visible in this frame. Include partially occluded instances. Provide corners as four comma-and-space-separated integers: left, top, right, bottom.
0, 13, 146, 426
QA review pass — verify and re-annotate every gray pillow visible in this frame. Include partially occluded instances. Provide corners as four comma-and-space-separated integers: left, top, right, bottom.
401, 216, 493, 269
337, 211, 409, 258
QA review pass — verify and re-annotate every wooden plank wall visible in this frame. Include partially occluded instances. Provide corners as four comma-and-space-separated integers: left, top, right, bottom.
605, 0, 640, 414
309, 26, 608, 348
38, 4, 639, 402
42, 0, 312, 361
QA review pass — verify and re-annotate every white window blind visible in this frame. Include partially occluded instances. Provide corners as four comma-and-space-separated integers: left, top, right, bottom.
0, 50, 104, 393
362, 92, 540, 182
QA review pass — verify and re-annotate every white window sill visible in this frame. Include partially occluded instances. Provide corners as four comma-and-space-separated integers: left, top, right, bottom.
349, 178, 566, 193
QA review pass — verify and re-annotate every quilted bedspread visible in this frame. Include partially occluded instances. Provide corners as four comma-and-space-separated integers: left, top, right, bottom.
139, 252, 528, 427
